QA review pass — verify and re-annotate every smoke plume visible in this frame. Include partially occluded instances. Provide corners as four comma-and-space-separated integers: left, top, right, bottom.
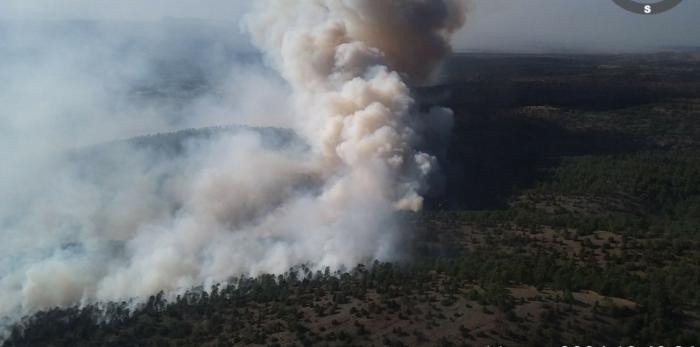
0, 0, 467, 328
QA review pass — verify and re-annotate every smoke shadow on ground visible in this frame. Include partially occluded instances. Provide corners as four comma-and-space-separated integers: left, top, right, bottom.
420, 53, 700, 210
426, 112, 641, 210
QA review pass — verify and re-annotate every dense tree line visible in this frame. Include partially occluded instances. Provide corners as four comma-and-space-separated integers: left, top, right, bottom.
4, 251, 698, 346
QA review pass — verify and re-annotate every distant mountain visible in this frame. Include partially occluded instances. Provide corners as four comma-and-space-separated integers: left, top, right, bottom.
65, 125, 304, 187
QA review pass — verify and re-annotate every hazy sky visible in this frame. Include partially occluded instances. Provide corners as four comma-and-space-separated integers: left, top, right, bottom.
1, 0, 699, 52
456, 0, 700, 52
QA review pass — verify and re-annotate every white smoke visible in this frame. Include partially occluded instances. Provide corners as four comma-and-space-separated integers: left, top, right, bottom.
244, 0, 468, 210
0, 0, 468, 328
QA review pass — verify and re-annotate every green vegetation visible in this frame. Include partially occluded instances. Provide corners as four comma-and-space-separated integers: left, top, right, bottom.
5, 53, 700, 346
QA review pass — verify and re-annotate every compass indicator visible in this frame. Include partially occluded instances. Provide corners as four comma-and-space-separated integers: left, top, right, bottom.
612, 0, 683, 14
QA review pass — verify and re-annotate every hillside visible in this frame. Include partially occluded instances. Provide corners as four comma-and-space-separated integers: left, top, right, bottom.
4, 52, 700, 347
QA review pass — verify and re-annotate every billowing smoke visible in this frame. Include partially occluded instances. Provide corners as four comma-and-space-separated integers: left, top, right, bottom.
0, 0, 467, 328
245, 0, 468, 211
